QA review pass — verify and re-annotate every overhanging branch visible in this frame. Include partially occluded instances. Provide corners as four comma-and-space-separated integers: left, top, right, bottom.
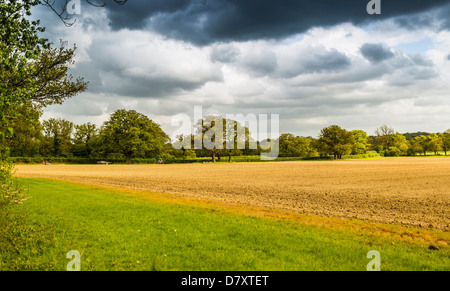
39, 0, 128, 27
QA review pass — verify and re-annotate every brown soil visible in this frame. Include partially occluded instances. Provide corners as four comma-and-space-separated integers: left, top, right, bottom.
14, 157, 450, 231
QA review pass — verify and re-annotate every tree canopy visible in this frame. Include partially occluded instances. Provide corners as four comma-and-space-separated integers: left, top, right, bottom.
100, 109, 169, 164
317, 125, 354, 159
192, 115, 254, 162
0, 1, 87, 145
0, 0, 92, 206
278, 133, 314, 158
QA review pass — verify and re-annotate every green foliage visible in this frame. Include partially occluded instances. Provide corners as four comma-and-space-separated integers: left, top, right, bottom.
384, 133, 408, 157
190, 116, 255, 162
406, 132, 449, 156
441, 130, 450, 155
100, 109, 169, 163
0, 208, 58, 271
427, 133, 443, 155
28, 41, 88, 107
0, 150, 27, 208
370, 126, 448, 157
72, 122, 98, 157
42, 118, 74, 157
407, 137, 424, 156
373, 125, 395, 152
351, 130, 370, 155
0, 1, 45, 53
317, 125, 354, 159
1, 0, 45, 139
0, 2, 87, 219
8, 119, 450, 162
5, 104, 42, 157
278, 133, 315, 157
0, 1, 87, 147
415, 135, 429, 155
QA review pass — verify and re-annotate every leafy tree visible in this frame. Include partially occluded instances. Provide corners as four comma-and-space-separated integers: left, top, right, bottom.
1, 0, 47, 141
278, 133, 313, 157
223, 118, 254, 162
0, 0, 88, 208
72, 122, 98, 157
386, 133, 408, 156
415, 135, 429, 156
407, 137, 424, 156
1, 0, 130, 147
351, 130, 370, 155
193, 116, 254, 162
42, 118, 74, 157
440, 130, 450, 156
5, 104, 43, 157
193, 115, 224, 163
317, 125, 354, 159
427, 133, 443, 155
373, 125, 394, 153
1, 0, 130, 213
28, 41, 88, 107
1, 1, 87, 147
100, 109, 169, 164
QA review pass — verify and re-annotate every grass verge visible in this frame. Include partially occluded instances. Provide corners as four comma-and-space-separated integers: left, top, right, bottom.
1, 178, 448, 271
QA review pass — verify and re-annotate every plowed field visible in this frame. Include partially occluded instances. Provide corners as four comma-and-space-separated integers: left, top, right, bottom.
15, 157, 450, 231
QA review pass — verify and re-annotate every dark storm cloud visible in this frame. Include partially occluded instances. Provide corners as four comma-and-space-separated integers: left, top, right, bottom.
393, 2, 450, 30
104, 0, 450, 45
360, 43, 394, 64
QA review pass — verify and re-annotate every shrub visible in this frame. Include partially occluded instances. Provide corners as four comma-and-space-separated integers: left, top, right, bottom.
386, 146, 402, 157
0, 159, 28, 208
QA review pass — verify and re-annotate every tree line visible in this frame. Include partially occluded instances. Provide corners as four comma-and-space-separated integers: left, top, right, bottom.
278, 124, 450, 159
6, 109, 450, 163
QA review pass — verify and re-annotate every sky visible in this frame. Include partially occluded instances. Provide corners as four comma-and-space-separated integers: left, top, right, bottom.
33, 0, 450, 139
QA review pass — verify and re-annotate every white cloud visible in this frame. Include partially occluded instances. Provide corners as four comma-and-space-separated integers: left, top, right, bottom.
37, 7, 450, 136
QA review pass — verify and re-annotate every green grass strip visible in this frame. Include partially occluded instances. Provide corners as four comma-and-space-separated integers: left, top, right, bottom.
1, 178, 448, 271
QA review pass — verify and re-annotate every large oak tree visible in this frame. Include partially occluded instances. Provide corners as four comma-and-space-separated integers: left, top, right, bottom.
317, 125, 354, 160
100, 109, 169, 164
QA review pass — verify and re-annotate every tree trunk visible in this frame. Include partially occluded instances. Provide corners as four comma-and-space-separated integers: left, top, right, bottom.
228, 154, 232, 162
126, 154, 132, 164
212, 152, 216, 163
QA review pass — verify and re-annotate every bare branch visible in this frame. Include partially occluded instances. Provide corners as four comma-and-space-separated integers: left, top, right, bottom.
85, 0, 106, 8
40, 0, 76, 27
39, 0, 128, 27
